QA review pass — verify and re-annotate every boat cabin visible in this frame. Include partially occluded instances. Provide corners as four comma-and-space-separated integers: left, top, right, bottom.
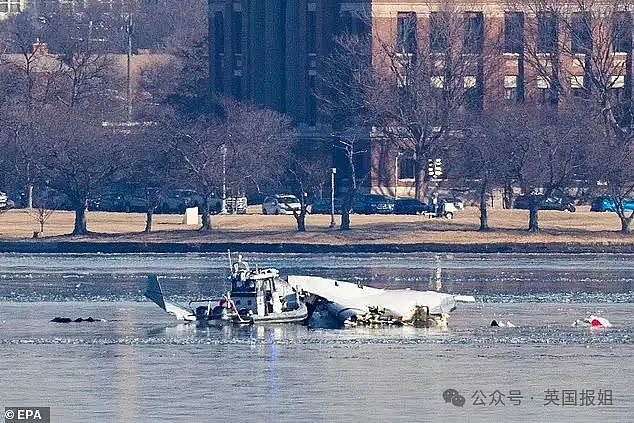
230, 264, 284, 317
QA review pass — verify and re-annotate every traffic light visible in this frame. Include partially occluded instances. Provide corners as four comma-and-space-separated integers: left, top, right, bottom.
428, 158, 443, 178
434, 158, 443, 178
427, 159, 435, 177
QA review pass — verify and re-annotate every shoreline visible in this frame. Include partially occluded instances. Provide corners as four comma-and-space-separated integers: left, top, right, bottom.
1, 208, 632, 254
0, 240, 631, 254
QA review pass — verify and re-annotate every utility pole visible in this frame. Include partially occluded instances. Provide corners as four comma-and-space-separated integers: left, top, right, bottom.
394, 152, 403, 200
221, 144, 227, 214
126, 12, 133, 122
329, 168, 336, 228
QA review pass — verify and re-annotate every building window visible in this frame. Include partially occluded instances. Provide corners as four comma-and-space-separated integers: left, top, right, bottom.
307, 4, 317, 55
571, 75, 587, 97
537, 75, 553, 105
232, 71, 242, 99
214, 12, 225, 92
571, 12, 592, 54
308, 73, 317, 126
537, 12, 558, 54
504, 12, 524, 54
396, 58, 411, 88
611, 75, 626, 88
537, 75, 550, 89
613, 12, 632, 53
232, 7, 243, 55
0, 0, 21, 13
430, 12, 450, 53
464, 76, 482, 111
397, 12, 418, 55
398, 156, 415, 179
340, 10, 368, 36
430, 75, 445, 89
463, 12, 484, 54
504, 76, 518, 101
214, 12, 225, 55
609, 75, 626, 102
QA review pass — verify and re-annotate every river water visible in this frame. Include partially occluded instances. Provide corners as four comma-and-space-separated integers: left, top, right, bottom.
0, 252, 632, 422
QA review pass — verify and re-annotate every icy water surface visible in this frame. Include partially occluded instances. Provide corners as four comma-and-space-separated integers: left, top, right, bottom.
0, 252, 632, 422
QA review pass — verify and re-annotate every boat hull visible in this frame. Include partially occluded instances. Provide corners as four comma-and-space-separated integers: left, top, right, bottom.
206, 303, 308, 326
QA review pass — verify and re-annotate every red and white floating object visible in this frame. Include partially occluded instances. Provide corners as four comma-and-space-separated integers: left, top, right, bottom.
572, 315, 613, 328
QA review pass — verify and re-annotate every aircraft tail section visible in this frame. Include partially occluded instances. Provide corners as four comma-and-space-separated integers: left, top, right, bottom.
145, 275, 196, 321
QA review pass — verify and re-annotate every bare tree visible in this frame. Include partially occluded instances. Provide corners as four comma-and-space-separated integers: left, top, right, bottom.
452, 114, 511, 231
123, 123, 179, 232
29, 204, 55, 237
515, 0, 633, 233
323, 5, 503, 202
377, 6, 503, 200
319, 34, 373, 230
495, 106, 588, 232
283, 146, 331, 232
168, 100, 293, 232
36, 110, 126, 236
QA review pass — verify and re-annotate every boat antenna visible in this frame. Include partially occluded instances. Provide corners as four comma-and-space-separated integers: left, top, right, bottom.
227, 249, 233, 271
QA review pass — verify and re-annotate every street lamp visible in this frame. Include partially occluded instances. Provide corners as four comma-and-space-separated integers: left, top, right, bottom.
394, 152, 403, 200
221, 144, 227, 214
329, 167, 336, 228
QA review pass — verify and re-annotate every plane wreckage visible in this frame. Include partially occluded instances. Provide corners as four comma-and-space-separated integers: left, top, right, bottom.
289, 276, 475, 328
145, 254, 474, 328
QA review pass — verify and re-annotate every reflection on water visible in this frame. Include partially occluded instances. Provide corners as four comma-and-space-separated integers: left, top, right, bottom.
0, 253, 632, 422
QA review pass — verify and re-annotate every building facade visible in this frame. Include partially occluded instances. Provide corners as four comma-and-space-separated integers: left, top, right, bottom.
0, 0, 27, 18
208, 1, 633, 196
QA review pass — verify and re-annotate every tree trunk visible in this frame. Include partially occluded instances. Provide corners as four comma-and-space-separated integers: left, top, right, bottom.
144, 210, 153, 233
414, 159, 427, 201
619, 215, 632, 235
200, 198, 211, 232
479, 188, 489, 232
340, 209, 351, 230
72, 206, 88, 236
503, 181, 513, 209
528, 199, 540, 233
295, 210, 306, 232
340, 190, 354, 231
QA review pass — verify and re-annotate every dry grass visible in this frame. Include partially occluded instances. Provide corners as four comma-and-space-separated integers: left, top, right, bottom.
0, 206, 631, 246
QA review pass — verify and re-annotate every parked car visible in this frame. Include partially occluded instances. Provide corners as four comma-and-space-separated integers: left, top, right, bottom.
158, 190, 213, 214
309, 198, 345, 214
513, 195, 576, 212
87, 193, 128, 212
354, 194, 395, 214
394, 198, 431, 215
262, 195, 301, 215
441, 197, 465, 210
590, 196, 634, 213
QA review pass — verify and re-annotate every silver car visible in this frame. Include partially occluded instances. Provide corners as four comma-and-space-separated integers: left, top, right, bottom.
262, 195, 301, 215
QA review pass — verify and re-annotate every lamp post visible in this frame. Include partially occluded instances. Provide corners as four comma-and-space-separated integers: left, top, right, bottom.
329, 167, 336, 228
394, 152, 403, 200
126, 12, 133, 123
221, 144, 227, 214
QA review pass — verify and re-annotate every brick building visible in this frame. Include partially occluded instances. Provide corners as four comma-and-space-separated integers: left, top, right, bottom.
207, 1, 633, 196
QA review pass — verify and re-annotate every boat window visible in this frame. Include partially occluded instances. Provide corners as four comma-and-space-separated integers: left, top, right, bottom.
247, 300, 252, 306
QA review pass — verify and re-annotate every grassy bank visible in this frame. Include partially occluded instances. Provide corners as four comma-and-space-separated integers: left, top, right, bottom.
0, 206, 631, 253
